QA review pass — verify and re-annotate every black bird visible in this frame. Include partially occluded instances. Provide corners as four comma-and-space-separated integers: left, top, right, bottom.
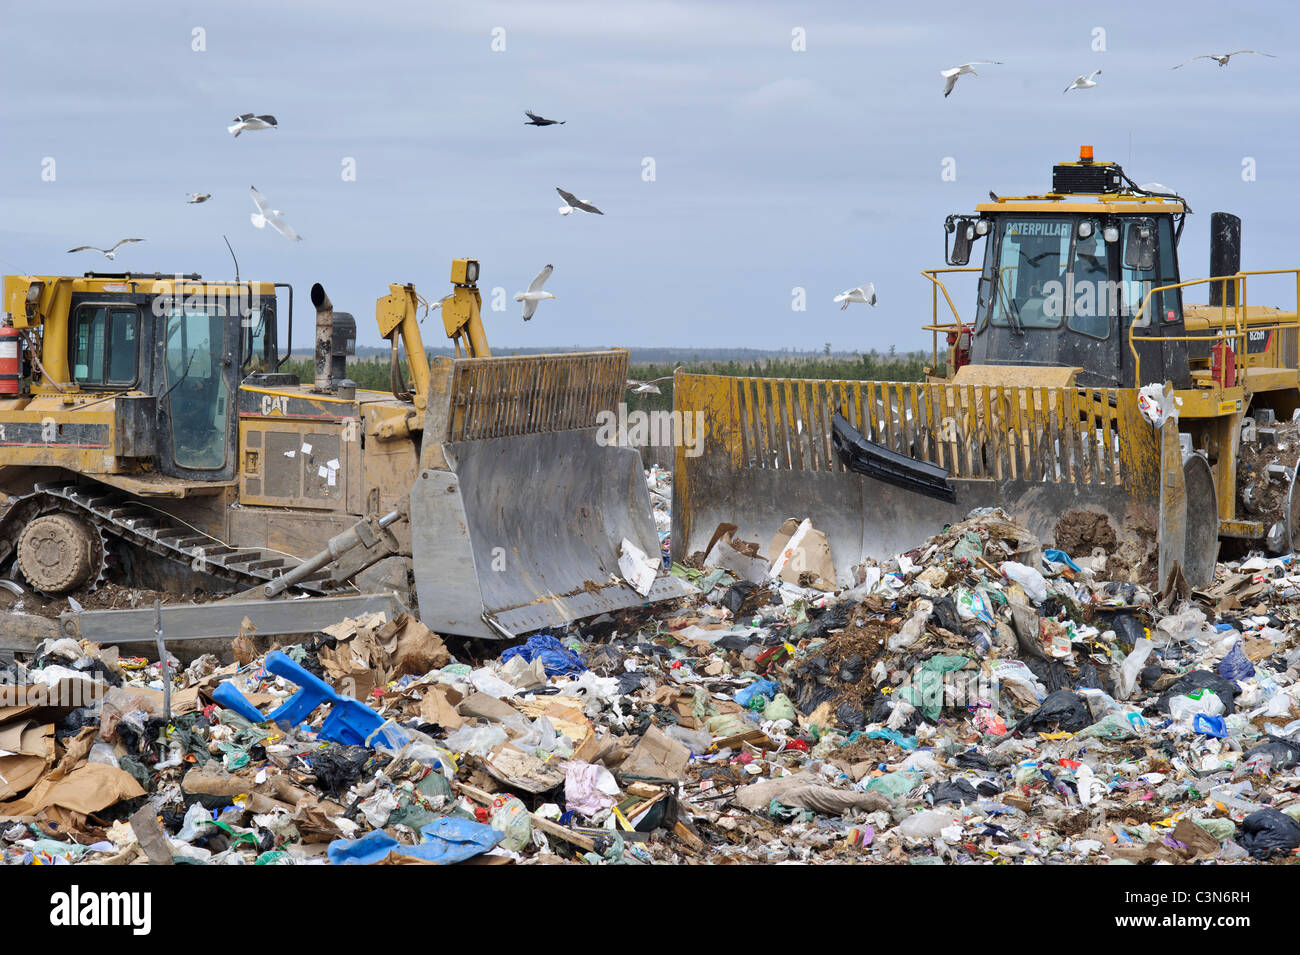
525, 110, 565, 126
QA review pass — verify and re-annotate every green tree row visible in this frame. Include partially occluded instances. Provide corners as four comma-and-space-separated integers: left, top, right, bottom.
279, 351, 930, 411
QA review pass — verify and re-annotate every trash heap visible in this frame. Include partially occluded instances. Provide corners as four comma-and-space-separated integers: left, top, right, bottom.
4, 497, 1300, 864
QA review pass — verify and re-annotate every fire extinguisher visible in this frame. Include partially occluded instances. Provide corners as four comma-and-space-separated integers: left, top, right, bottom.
946, 327, 972, 374
1211, 336, 1236, 389
0, 323, 21, 396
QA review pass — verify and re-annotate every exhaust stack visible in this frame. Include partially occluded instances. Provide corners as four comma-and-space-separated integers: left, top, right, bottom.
1209, 212, 1241, 308
311, 283, 334, 392
309, 283, 356, 392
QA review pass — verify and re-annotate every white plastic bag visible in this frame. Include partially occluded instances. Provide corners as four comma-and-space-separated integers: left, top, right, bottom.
1117, 638, 1154, 700
1000, 561, 1048, 604
1138, 382, 1181, 428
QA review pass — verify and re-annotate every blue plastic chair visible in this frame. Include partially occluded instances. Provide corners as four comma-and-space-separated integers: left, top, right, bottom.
212, 651, 385, 747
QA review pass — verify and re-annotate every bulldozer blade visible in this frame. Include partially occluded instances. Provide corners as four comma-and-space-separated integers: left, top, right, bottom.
411, 351, 693, 639
672, 372, 1219, 588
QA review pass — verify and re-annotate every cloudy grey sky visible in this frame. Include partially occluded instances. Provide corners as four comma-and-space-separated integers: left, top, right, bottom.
2, 1, 1297, 353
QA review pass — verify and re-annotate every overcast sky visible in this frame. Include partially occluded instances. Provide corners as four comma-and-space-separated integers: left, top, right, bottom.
2, 1, 1297, 353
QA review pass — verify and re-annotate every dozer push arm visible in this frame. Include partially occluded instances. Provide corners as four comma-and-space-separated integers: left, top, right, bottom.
375, 283, 433, 412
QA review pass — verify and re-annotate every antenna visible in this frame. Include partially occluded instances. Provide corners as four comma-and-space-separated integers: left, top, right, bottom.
223, 234, 239, 285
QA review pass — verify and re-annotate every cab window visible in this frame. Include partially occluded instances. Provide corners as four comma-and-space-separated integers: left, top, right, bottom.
71, 305, 139, 387
242, 305, 271, 374
1066, 219, 1112, 339
989, 218, 1070, 329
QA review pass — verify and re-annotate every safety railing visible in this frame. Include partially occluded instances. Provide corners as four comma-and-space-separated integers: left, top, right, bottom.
920, 267, 981, 372
726, 374, 1140, 486
1128, 269, 1300, 386
441, 350, 628, 441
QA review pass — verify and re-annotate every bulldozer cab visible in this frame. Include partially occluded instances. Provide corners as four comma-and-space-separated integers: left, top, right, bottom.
954, 154, 1191, 389
4, 274, 282, 483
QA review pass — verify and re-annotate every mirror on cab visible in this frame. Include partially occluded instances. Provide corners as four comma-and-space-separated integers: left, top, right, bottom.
1123, 220, 1156, 271
946, 216, 981, 266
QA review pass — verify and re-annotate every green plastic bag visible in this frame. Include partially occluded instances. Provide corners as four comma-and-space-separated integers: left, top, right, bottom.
864, 769, 922, 798
763, 693, 797, 722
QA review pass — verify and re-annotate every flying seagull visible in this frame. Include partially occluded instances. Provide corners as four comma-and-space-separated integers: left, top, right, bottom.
228, 113, 278, 137
514, 264, 555, 320
186, 192, 211, 204
525, 110, 565, 126
249, 186, 301, 241
1064, 70, 1102, 93
834, 284, 877, 310
626, 375, 675, 395
556, 187, 603, 216
66, 238, 144, 260
941, 61, 1002, 97
1173, 50, 1275, 69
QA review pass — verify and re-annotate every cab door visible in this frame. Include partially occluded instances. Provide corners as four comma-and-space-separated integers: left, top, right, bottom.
155, 304, 241, 481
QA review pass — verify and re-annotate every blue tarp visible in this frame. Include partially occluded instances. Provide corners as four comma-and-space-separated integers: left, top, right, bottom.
500, 633, 587, 677
328, 817, 503, 865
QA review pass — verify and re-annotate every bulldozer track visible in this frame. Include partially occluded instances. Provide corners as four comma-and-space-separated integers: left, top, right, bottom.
0, 481, 329, 597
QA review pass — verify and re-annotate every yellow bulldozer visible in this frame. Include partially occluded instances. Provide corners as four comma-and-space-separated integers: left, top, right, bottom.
672, 147, 1300, 589
0, 259, 688, 637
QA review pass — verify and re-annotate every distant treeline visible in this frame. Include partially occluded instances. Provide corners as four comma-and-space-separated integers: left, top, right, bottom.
279, 350, 930, 408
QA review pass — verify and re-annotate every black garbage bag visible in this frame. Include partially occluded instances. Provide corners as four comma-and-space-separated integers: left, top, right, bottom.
1106, 613, 1147, 648
869, 695, 921, 734
834, 700, 867, 733
722, 581, 757, 615
837, 653, 865, 684
615, 670, 647, 696
1017, 690, 1094, 733
715, 633, 756, 653
1236, 809, 1300, 860
1074, 661, 1110, 694
1156, 669, 1238, 715
927, 778, 978, 805
803, 600, 853, 642
301, 744, 375, 797
1242, 735, 1300, 772
1025, 657, 1073, 694
1139, 664, 1164, 689
788, 653, 835, 714
953, 749, 990, 772
975, 779, 1003, 797
931, 595, 962, 635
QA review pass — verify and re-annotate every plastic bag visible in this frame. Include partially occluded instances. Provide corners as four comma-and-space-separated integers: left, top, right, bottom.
444, 723, 507, 756
734, 679, 779, 709
1000, 562, 1048, 604
861, 769, 922, 798
1217, 643, 1256, 682
87, 742, 120, 769
1117, 638, 1154, 700
1236, 808, 1300, 860
1017, 690, 1093, 733
889, 602, 933, 652
955, 589, 994, 627
499, 633, 587, 678
1137, 382, 1181, 427
894, 809, 961, 841
1168, 689, 1225, 723
489, 795, 533, 852
763, 693, 797, 722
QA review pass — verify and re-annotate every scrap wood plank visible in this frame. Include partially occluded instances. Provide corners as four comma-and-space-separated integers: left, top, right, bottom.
708, 729, 776, 752
454, 781, 595, 852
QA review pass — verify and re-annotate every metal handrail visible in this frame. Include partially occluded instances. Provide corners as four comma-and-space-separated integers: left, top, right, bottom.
920, 267, 981, 371
1127, 269, 1300, 385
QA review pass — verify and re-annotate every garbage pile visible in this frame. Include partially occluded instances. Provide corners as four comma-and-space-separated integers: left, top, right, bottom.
5, 495, 1300, 864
